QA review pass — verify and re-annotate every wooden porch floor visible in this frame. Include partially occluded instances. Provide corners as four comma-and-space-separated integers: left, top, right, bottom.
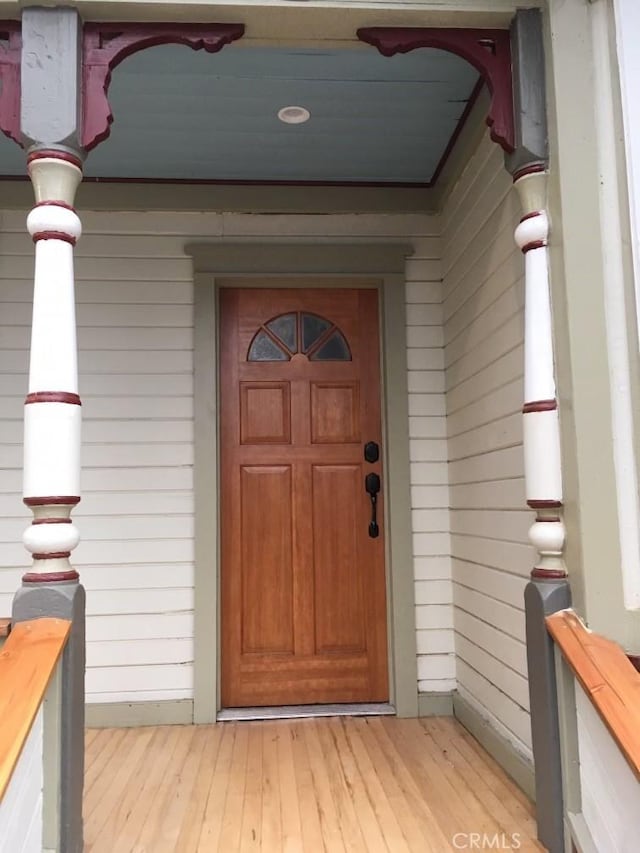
84, 716, 545, 852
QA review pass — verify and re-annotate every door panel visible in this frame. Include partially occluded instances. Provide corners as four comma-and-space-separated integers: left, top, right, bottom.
310, 382, 360, 444
240, 465, 294, 655
220, 286, 388, 707
240, 382, 291, 444
312, 464, 366, 654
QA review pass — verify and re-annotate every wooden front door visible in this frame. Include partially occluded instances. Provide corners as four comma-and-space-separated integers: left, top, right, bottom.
220, 287, 389, 707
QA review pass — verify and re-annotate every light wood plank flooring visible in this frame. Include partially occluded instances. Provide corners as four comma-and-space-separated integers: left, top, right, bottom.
84, 716, 545, 852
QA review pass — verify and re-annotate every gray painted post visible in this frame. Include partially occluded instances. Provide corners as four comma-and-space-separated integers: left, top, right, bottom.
525, 581, 571, 853
20, 7, 82, 152
506, 9, 548, 175
12, 9, 86, 853
12, 584, 85, 853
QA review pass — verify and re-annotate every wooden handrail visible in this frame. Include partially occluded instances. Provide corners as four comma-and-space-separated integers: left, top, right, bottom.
0, 617, 71, 801
546, 609, 640, 780
0, 619, 10, 639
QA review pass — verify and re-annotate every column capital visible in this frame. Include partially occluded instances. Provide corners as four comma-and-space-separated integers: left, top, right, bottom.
513, 165, 549, 217
27, 150, 83, 207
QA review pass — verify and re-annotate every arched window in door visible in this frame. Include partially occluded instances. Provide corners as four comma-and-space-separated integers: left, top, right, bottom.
247, 312, 351, 362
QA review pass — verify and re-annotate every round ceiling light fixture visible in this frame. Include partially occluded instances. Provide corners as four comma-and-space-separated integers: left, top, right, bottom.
277, 105, 311, 125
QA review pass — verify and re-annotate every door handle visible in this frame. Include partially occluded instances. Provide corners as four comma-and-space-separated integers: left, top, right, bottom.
365, 472, 381, 538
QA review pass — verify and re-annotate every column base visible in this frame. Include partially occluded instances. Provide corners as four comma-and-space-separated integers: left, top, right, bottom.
525, 578, 571, 853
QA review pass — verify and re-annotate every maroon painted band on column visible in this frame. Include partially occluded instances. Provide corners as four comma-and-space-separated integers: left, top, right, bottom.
522, 399, 557, 414
32, 518, 73, 525
23, 570, 80, 583
33, 551, 71, 560
24, 496, 81, 507
31, 230, 77, 246
25, 392, 82, 406
519, 210, 545, 223
531, 567, 568, 580
520, 239, 547, 254
27, 149, 83, 170
35, 200, 77, 213
512, 163, 546, 182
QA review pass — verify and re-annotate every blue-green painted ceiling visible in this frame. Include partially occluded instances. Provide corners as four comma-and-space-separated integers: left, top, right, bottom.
0, 43, 480, 184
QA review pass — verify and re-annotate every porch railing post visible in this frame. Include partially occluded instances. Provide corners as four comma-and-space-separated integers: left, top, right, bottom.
11, 9, 85, 853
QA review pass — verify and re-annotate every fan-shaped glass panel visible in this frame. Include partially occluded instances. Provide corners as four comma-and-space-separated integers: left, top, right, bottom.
266, 313, 297, 352
248, 311, 351, 361
248, 331, 289, 361
302, 314, 331, 352
310, 330, 351, 361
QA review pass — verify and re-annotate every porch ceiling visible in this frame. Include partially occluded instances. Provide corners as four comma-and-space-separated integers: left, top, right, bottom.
0, 42, 480, 185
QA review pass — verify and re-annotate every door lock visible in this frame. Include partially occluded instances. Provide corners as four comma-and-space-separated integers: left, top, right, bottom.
364, 441, 380, 463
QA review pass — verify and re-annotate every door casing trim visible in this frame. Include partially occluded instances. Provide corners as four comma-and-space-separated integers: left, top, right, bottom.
189, 243, 417, 720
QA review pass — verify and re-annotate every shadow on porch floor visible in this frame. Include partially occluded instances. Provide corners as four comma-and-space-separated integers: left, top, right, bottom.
84, 716, 544, 852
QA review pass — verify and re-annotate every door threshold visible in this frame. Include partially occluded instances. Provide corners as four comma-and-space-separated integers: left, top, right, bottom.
217, 702, 396, 722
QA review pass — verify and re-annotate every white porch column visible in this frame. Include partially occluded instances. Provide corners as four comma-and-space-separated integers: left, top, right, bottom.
507, 13, 570, 853
22, 150, 83, 581
11, 11, 87, 851
514, 167, 567, 582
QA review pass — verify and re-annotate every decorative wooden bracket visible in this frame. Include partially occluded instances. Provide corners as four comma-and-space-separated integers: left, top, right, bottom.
82, 22, 245, 152
357, 27, 514, 154
0, 22, 21, 146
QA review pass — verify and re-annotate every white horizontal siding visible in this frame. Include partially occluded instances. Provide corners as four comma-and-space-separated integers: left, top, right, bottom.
442, 131, 533, 758
406, 240, 454, 694
0, 706, 43, 853
576, 684, 640, 852
0, 214, 198, 700
0, 209, 442, 703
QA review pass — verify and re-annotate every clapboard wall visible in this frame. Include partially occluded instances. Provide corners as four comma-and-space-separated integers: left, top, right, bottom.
0, 208, 448, 704
575, 684, 640, 852
0, 706, 43, 853
407, 260, 455, 694
441, 132, 535, 759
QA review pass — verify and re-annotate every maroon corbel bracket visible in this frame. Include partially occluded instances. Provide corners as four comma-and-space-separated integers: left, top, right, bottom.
82, 22, 245, 152
0, 22, 21, 146
357, 27, 514, 154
